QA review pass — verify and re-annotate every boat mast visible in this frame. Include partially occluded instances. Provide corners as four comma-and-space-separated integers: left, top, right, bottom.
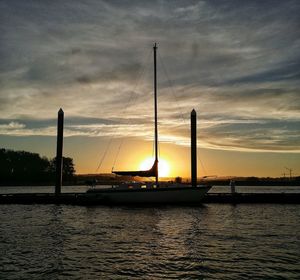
153, 43, 159, 186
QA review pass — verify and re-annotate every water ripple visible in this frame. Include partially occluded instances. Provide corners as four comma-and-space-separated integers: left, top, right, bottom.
0, 204, 299, 279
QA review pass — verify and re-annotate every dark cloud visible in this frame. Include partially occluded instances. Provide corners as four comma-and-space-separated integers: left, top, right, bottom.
226, 60, 300, 85
200, 118, 300, 151
0, 0, 299, 151
76, 62, 143, 84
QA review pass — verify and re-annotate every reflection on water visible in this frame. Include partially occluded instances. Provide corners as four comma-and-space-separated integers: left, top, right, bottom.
0, 204, 299, 279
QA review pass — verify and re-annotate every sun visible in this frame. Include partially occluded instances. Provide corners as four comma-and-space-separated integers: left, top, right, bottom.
139, 157, 170, 177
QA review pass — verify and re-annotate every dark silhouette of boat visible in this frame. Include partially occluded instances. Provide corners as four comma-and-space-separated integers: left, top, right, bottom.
86, 43, 211, 204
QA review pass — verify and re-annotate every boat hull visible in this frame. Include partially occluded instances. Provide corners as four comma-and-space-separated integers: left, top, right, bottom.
86, 185, 211, 204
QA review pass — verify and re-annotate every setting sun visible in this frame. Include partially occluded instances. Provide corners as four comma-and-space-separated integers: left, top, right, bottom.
139, 157, 170, 177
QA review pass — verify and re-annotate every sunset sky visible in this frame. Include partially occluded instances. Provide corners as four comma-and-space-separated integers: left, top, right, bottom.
0, 0, 299, 178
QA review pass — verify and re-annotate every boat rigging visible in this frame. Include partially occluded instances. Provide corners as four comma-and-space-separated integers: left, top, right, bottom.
113, 43, 159, 186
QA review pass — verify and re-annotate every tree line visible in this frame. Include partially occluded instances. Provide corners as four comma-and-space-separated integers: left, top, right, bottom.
0, 148, 75, 185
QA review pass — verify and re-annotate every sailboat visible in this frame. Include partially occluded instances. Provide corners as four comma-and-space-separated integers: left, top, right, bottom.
86, 43, 211, 204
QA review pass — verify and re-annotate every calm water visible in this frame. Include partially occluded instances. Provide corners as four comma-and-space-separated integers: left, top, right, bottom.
1, 203, 300, 279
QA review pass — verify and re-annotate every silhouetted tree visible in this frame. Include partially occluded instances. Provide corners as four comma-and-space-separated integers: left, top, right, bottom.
49, 156, 75, 183
0, 149, 50, 183
0, 149, 76, 185
175, 176, 182, 183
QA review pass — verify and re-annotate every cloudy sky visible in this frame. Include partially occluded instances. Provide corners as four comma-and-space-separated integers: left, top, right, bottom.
0, 0, 299, 177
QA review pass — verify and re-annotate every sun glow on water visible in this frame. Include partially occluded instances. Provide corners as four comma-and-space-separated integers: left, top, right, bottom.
139, 157, 170, 177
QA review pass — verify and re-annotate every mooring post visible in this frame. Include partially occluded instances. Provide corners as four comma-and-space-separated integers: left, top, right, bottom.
55, 108, 64, 196
191, 109, 197, 187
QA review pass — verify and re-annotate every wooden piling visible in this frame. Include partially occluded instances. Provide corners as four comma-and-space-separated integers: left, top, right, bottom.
191, 109, 197, 187
55, 108, 64, 196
